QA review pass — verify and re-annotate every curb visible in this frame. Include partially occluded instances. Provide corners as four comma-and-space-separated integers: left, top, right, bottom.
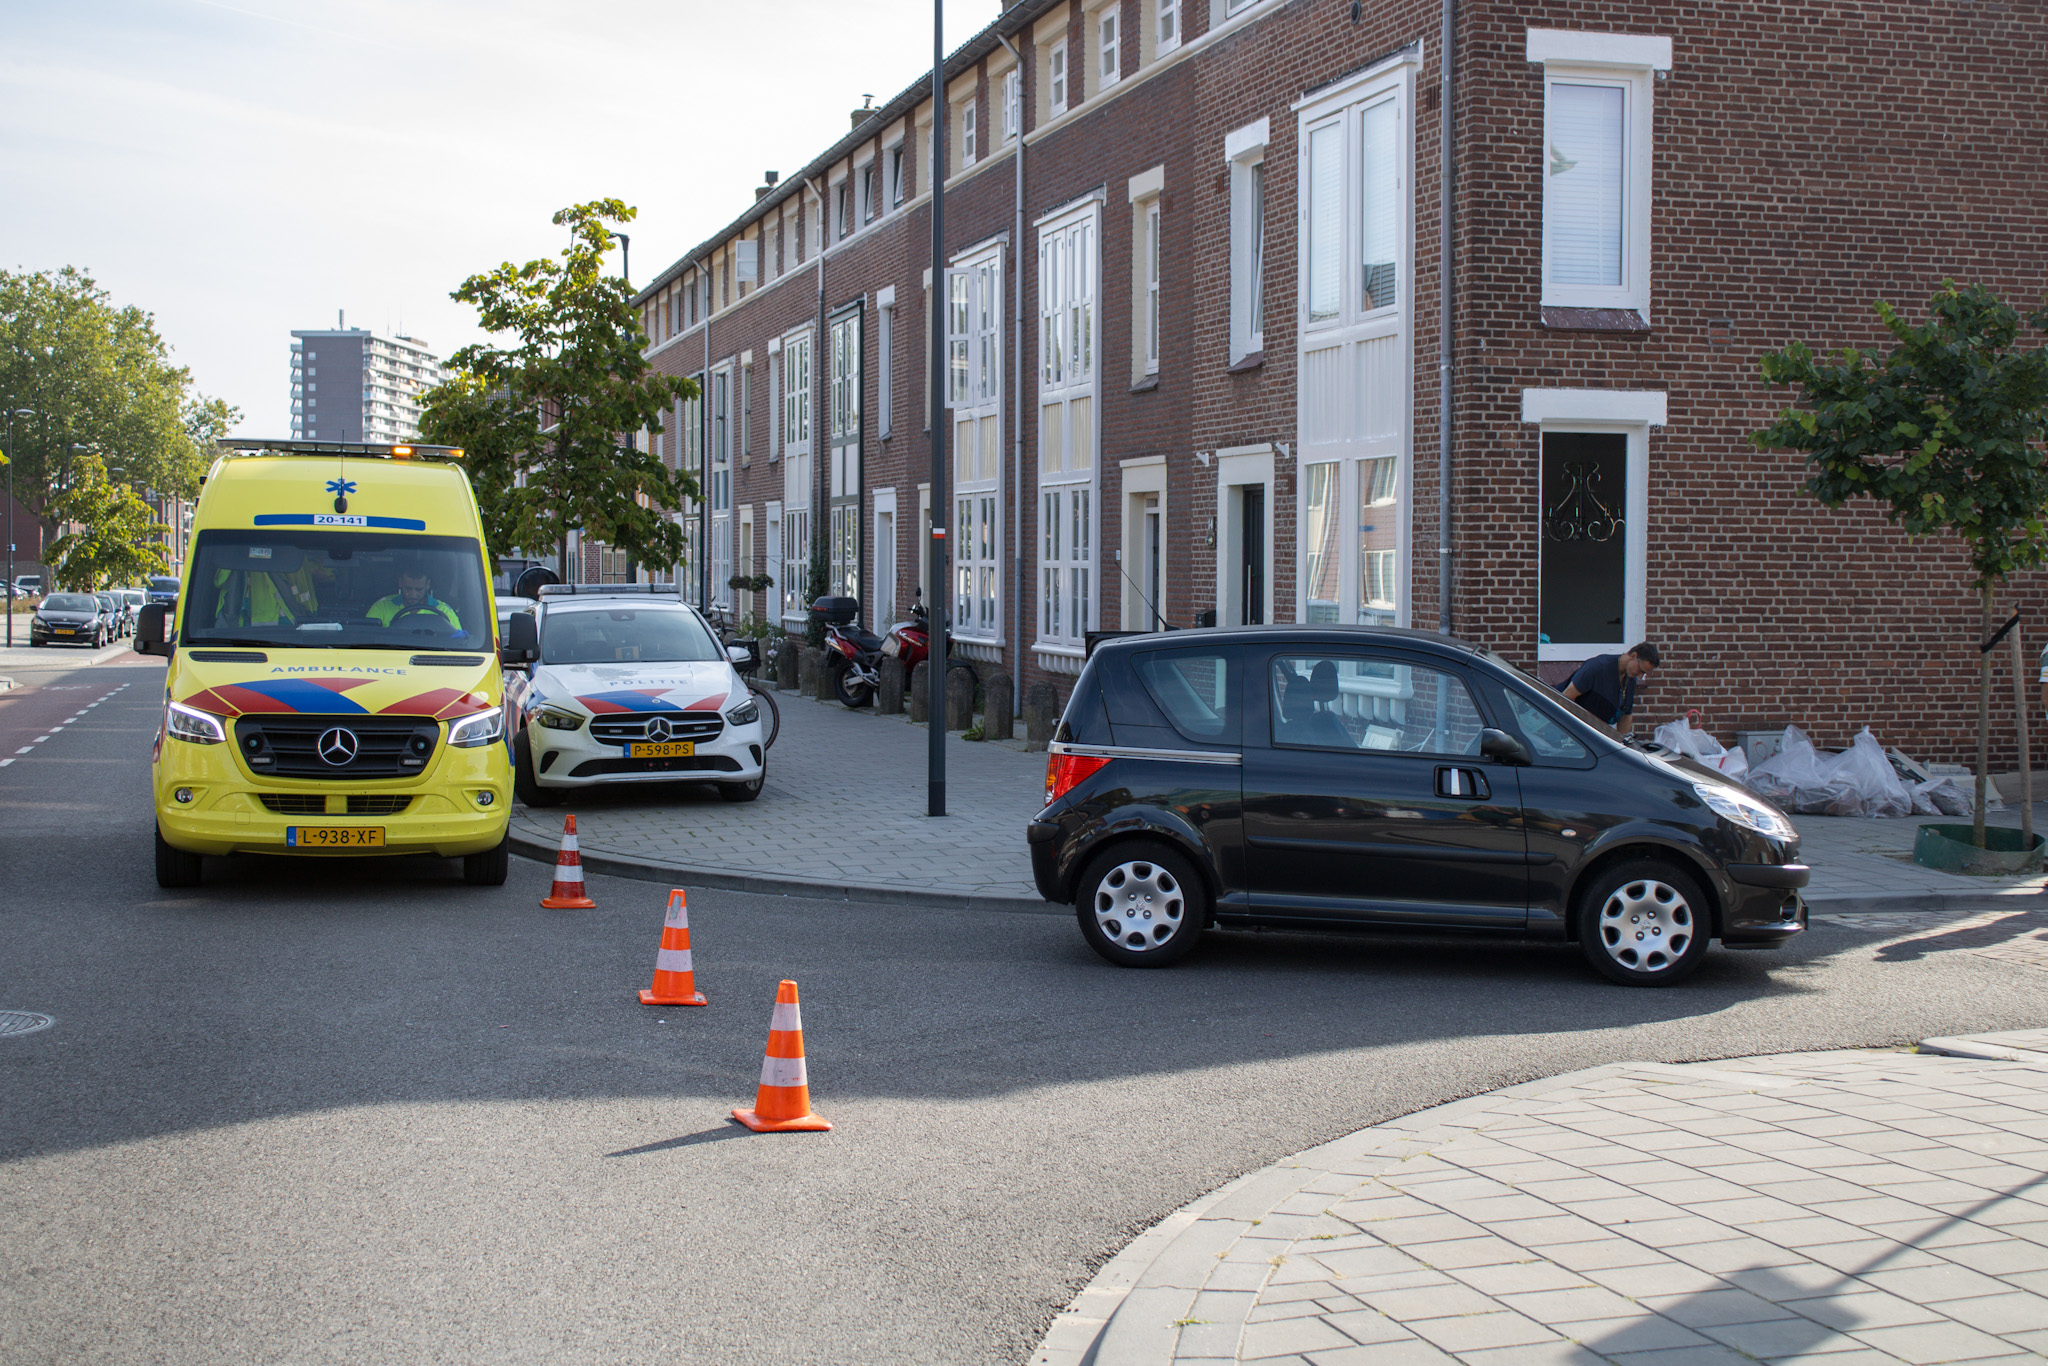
1805, 884, 2048, 914
506, 830, 1059, 915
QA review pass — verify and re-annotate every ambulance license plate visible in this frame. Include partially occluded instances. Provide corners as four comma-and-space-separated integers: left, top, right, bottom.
286, 826, 386, 848
627, 741, 695, 759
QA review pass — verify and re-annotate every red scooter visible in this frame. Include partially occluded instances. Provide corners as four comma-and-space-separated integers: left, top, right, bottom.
823, 590, 976, 709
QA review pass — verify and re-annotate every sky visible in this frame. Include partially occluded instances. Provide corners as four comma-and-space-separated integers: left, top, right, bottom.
0, 0, 998, 437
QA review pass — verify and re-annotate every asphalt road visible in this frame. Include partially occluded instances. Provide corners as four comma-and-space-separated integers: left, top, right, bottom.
4, 655, 2047, 1365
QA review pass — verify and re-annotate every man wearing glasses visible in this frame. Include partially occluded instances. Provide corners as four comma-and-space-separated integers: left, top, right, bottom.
1559, 642, 1661, 737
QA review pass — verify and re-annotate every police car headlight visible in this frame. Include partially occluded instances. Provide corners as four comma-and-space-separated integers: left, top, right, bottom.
166, 700, 227, 746
448, 710, 504, 748
725, 698, 760, 727
536, 709, 585, 731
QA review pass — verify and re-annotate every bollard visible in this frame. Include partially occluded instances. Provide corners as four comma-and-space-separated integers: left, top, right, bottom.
802, 647, 829, 700
777, 638, 802, 693
982, 670, 1014, 741
878, 655, 906, 714
1023, 679, 1059, 752
945, 663, 975, 731
908, 660, 930, 723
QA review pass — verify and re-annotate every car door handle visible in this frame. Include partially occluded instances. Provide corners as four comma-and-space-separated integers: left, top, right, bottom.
1436, 766, 1490, 800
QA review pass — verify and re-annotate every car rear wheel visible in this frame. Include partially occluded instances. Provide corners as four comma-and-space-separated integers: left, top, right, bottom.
1575, 859, 1711, 986
462, 835, 510, 886
513, 732, 563, 808
155, 825, 203, 889
1075, 842, 1206, 968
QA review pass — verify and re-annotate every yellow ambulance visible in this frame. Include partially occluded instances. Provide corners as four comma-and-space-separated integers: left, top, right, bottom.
138, 440, 512, 888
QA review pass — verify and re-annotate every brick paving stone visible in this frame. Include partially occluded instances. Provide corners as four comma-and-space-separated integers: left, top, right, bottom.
1696, 1317, 1867, 1356
1494, 1284, 1641, 1323
1934, 1289, 2048, 1334
1404, 1309, 1561, 1352
1940, 1238, 2048, 1275
1592, 1347, 1753, 1366
1636, 1288, 1802, 1328
1846, 1319, 2020, 1362
1555, 1312, 1713, 1353
1451, 1261, 1594, 1296
1237, 1317, 1354, 1358
1302, 1342, 1456, 1366
1857, 1263, 2015, 1301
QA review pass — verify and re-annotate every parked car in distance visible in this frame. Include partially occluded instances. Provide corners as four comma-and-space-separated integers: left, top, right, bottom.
144, 575, 179, 608
95, 591, 133, 637
495, 594, 535, 640
1029, 625, 1809, 987
119, 588, 146, 628
31, 591, 117, 647
13, 575, 42, 599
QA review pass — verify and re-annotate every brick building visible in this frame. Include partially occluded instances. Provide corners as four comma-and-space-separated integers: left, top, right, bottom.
625, 0, 2048, 762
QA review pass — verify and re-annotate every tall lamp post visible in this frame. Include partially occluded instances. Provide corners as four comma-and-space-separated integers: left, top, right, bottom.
5, 408, 32, 647
927, 0, 949, 817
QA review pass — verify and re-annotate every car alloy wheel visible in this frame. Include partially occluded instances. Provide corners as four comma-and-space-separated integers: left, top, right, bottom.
1598, 879, 1693, 973
1576, 859, 1710, 986
1075, 842, 1206, 967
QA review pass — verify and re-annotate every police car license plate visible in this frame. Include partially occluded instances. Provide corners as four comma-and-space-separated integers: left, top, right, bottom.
627, 741, 695, 759
286, 826, 386, 848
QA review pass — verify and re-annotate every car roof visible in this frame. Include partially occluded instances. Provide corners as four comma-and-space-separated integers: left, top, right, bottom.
1091, 622, 1489, 659
541, 595, 697, 616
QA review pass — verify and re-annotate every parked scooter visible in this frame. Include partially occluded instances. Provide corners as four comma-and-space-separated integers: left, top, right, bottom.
815, 596, 888, 707
876, 590, 977, 705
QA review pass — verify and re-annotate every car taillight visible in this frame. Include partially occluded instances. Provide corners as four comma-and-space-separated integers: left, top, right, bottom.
1045, 750, 1110, 804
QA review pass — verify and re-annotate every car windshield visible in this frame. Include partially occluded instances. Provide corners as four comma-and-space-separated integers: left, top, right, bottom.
1482, 650, 1612, 734
44, 594, 97, 612
181, 529, 491, 652
148, 577, 178, 592
540, 607, 719, 664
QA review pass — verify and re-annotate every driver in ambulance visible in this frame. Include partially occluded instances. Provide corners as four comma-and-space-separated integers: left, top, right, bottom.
367, 559, 463, 631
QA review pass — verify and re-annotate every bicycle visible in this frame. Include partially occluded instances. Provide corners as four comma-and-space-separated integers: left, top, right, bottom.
705, 606, 780, 750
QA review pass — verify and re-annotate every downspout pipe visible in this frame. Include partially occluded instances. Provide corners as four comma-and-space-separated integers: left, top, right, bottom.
998, 32, 1024, 707
1436, 0, 1455, 635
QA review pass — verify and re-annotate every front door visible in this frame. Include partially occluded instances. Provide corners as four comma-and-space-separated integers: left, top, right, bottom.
1240, 486, 1265, 625
1242, 648, 1528, 927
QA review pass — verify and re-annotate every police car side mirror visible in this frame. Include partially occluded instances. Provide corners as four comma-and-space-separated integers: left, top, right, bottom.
134, 603, 173, 657
501, 611, 538, 666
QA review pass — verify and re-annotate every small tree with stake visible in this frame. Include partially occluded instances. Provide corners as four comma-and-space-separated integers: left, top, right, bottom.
1752, 282, 2048, 849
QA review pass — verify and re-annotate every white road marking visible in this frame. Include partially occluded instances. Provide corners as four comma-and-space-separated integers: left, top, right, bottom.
13, 747, 29, 755
32, 736, 49, 743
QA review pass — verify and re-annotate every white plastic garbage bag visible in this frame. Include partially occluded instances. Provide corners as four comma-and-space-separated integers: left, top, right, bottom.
1744, 725, 1913, 817
1916, 777, 1972, 817
1744, 726, 1833, 811
1652, 716, 1750, 781
1833, 728, 1913, 819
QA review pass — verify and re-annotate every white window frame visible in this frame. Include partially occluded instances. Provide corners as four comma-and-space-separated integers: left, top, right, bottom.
1048, 39, 1069, 118
1036, 198, 1100, 667
873, 488, 898, 634
1143, 202, 1161, 375
1001, 69, 1020, 142
710, 364, 734, 611
1293, 54, 1416, 631
887, 141, 906, 206
877, 287, 895, 439
781, 328, 814, 626
1225, 117, 1270, 363
1157, 0, 1181, 55
1527, 29, 1669, 319
961, 98, 977, 168
857, 158, 875, 225
1520, 388, 1662, 660
945, 244, 1004, 646
1098, 5, 1121, 87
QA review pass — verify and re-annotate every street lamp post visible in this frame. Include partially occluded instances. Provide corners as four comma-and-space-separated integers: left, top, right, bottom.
928, 0, 949, 817
5, 407, 32, 647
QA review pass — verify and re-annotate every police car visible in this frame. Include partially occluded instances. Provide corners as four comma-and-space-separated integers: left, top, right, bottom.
501, 585, 767, 806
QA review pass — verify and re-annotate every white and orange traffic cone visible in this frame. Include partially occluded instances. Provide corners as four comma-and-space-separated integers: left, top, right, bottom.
733, 979, 831, 1132
639, 889, 706, 1007
539, 814, 597, 910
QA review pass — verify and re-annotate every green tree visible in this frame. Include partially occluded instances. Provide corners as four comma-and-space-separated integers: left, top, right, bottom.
0, 268, 222, 547
44, 454, 170, 591
420, 201, 697, 578
1752, 282, 2048, 846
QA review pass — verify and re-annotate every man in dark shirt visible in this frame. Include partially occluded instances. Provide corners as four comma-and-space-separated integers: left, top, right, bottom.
1560, 643, 1661, 735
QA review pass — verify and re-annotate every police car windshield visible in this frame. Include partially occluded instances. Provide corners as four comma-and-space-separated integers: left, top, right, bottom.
182, 529, 491, 651
540, 607, 720, 665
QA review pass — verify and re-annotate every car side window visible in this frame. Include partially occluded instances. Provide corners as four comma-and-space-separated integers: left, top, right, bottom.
1502, 688, 1591, 763
1133, 649, 1236, 743
1271, 655, 1486, 756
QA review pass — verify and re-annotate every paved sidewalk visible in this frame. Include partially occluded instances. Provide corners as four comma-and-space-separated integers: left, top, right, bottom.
506, 689, 2048, 914
1038, 1033, 2048, 1366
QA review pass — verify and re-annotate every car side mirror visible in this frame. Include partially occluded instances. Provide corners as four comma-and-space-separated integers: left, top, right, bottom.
134, 603, 173, 656
501, 611, 538, 666
1479, 727, 1532, 765
726, 644, 752, 666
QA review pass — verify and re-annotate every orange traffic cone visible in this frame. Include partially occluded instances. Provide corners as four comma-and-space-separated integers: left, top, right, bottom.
539, 814, 597, 909
639, 889, 707, 1006
733, 979, 831, 1132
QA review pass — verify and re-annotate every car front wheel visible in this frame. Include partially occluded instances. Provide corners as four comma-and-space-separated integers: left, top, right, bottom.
513, 731, 563, 808
1075, 842, 1206, 968
155, 825, 203, 888
1575, 859, 1711, 986
462, 835, 510, 886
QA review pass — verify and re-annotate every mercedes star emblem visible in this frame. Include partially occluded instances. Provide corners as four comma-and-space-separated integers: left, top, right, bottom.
646, 717, 672, 743
317, 727, 360, 766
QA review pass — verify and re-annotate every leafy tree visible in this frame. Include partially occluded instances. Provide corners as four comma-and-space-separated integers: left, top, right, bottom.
45, 454, 170, 591
0, 268, 222, 548
1752, 282, 2048, 846
420, 201, 698, 578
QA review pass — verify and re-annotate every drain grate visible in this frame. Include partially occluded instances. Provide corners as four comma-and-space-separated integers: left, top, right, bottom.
0, 1011, 54, 1038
